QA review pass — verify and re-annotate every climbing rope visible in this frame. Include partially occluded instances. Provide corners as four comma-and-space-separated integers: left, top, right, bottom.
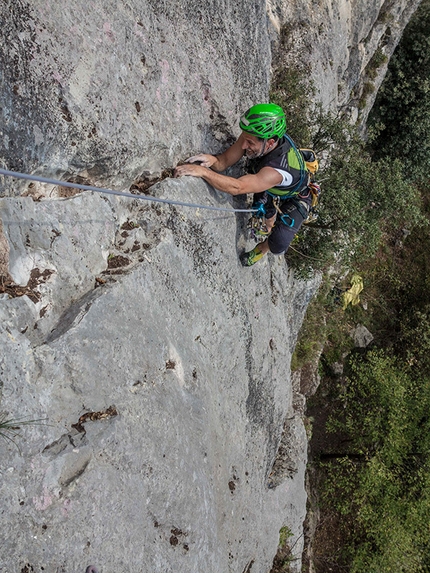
0, 168, 257, 214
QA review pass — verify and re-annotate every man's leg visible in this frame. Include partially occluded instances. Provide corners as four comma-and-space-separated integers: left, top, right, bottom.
240, 213, 275, 266
240, 201, 306, 266
267, 203, 306, 254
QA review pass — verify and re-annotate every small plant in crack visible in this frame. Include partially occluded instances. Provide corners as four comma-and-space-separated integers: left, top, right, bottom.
0, 412, 47, 451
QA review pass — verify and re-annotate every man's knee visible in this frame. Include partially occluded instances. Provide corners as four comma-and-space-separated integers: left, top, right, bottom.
268, 228, 296, 255
269, 246, 287, 255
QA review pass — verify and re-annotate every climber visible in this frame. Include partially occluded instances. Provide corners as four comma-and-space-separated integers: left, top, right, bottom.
174, 103, 312, 266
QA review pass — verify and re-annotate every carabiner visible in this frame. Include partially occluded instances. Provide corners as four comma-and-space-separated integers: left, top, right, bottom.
280, 213, 295, 227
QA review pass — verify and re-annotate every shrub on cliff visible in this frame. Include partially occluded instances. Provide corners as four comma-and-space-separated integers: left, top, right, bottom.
321, 350, 430, 573
270, 42, 425, 278
369, 0, 430, 183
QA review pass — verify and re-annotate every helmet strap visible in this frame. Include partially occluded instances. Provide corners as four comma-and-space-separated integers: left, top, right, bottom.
256, 139, 267, 158
256, 138, 278, 158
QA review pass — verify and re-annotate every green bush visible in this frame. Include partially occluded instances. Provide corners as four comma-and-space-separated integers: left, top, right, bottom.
298, 3, 430, 570
270, 24, 426, 278
368, 0, 430, 183
287, 136, 425, 277
320, 351, 430, 573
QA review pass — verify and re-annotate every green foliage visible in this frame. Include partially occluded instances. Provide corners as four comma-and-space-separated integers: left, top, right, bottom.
402, 305, 430, 375
287, 132, 425, 277
358, 199, 430, 374
320, 351, 430, 573
270, 62, 314, 147
275, 51, 426, 278
270, 526, 296, 573
310, 104, 356, 155
307, 200, 430, 572
300, 4, 430, 571
368, 0, 430, 182
291, 287, 326, 371
270, 19, 427, 279
366, 48, 388, 81
279, 526, 293, 547
291, 275, 355, 370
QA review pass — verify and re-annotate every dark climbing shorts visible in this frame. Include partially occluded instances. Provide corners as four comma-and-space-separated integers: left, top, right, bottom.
253, 192, 310, 255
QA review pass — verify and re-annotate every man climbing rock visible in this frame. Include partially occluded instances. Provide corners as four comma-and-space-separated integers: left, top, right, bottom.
174, 103, 312, 266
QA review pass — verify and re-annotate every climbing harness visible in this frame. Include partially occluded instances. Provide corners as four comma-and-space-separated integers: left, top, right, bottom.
247, 201, 269, 241
274, 196, 310, 228
0, 168, 258, 215
271, 197, 294, 228
247, 193, 313, 241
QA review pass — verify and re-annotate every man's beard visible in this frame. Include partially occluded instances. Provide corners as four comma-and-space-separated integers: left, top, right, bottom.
245, 143, 266, 159
245, 149, 261, 159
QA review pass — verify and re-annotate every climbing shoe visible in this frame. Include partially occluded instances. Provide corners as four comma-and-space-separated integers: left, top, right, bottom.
240, 246, 265, 267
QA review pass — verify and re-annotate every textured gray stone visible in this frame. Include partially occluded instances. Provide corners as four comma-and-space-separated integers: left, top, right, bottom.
1, 0, 270, 195
1, 0, 422, 196
0, 0, 422, 571
267, 0, 422, 123
0, 183, 318, 572
351, 323, 374, 348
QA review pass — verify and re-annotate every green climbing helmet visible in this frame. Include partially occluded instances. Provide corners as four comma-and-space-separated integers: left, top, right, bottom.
239, 103, 286, 139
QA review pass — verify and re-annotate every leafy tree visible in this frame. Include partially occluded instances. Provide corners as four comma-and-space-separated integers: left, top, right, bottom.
286, 123, 425, 277
270, 38, 426, 277
297, 3, 430, 571
369, 0, 430, 182
321, 351, 430, 573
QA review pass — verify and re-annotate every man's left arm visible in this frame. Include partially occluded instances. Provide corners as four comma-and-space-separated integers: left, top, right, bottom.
174, 165, 283, 196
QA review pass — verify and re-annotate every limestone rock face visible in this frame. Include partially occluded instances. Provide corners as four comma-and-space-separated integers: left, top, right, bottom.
0, 0, 422, 571
0, 183, 318, 572
267, 0, 422, 122
351, 323, 375, 348
1, 0, 421, 195
1, 0, 270, 195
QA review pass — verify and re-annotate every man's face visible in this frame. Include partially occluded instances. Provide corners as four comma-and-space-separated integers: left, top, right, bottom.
241, 132, 267, 159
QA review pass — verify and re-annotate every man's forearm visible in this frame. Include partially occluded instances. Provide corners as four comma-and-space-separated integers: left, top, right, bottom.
210, 153, 232, 172
200, 168, 244, 195
187, 138, 244, 172
174, 161, 281, 196
174, 162, 244, 194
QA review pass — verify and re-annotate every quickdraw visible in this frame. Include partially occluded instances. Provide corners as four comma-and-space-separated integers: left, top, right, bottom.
271, 197, 294, 228
248, 214, 269, 242
304, 182, 321, 224
248, 193, 315, 239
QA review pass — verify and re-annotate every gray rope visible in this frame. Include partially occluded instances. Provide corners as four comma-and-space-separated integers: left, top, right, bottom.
0, 168, 256, 214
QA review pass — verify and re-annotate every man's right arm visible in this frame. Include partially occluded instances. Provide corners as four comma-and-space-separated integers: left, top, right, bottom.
186, 138, 245, 172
